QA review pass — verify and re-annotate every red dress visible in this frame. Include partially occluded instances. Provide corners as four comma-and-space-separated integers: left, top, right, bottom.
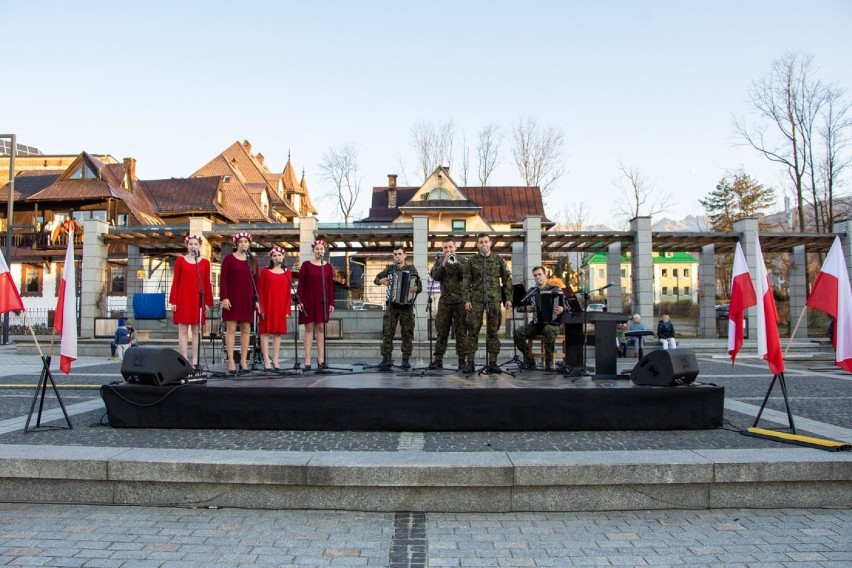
258, 267, 293, 334
297, 261, 335, 325
220, 253, 259, 322
169, 256, 214, 324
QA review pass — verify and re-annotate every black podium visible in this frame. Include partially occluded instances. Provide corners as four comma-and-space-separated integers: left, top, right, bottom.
563, 312, 630, 375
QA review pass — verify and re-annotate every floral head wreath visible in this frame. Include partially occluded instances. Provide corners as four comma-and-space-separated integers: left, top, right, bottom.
311, 240, 328, 248
233, 231, 253, 243
269, 245, 286, 256
184, 234, 203, 244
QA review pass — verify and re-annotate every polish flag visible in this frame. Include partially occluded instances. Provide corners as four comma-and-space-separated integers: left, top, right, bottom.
806, 236, 852, 372
54, 230, 77, 374
728, 242, 757, 364
754, 237, 784, 374
0, 248, 24, 314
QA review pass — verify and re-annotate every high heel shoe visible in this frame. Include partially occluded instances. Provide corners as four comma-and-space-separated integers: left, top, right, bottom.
227, 363, 237, 375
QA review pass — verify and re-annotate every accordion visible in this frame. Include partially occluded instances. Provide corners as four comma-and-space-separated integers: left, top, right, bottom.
534, 288, 565, 325
390, 269, 414, 306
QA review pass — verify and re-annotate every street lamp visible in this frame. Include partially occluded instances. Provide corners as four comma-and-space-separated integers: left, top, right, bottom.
1, 134, 16, 345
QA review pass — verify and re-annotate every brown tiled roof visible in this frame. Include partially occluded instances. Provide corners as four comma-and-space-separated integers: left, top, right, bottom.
140, 177, 233, 221
221, 186, 273, 222
0, 170, 62, 202
361, 185, 551, 225
299, 170, 318, 215
463, 186, 551, 224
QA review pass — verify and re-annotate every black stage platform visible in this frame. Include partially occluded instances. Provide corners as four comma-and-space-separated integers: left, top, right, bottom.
101, 367, 724, 431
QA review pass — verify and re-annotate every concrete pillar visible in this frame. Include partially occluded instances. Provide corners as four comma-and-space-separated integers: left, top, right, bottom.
629, 216, 653, 321
522, 216, 542, 288
189, 217, 214, 260
789, 244, 808, 338
80, 219, 109, 339
125, 245, 143, 321
838, 220, 852, 277
699, 243, 716, 338
607, 242, 622, 313
733, 218, 759, 339
299, 216, 318, 263
412, 216, 429, 339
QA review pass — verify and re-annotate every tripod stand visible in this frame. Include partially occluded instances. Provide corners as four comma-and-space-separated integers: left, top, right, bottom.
498, 288, 528, 371
25, 355, 73, 433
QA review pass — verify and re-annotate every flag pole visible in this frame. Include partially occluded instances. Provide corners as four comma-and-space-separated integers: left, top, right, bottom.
22, 311, 45, 359
784, 305, 808, 357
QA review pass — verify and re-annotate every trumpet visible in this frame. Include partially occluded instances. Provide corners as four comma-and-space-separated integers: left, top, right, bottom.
436, 253, 457, 265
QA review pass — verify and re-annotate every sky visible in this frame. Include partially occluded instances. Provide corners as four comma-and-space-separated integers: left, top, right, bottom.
4, 0, 851, 228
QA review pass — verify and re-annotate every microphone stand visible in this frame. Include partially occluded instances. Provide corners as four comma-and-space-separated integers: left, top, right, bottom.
477, 251, 513, 377
316, 252, 346, 374
246, 250, 263, 372
192, 250, 205, 372
498, 288, 527, 371
290, 275, 302, 372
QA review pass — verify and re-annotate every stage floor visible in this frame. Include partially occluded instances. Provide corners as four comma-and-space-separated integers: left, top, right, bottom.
101, 365, 725, 432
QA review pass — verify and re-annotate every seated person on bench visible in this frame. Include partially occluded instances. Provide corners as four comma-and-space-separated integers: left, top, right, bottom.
514, 266, 565, 371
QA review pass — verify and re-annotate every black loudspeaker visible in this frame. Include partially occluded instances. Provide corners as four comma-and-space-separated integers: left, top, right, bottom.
121, 347, 192, 385
630, 348, 699, 386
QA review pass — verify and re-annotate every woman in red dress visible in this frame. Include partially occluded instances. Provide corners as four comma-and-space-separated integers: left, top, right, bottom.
258, 246, 293, 370
296, 240, 335, 370
220, 232, 260, 374
168, 234, 213, 367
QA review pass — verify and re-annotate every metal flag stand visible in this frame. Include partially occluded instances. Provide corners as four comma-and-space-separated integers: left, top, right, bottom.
24, 313, 72, 432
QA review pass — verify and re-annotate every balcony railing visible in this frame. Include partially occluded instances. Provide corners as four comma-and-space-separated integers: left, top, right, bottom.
0, 228, 83, 250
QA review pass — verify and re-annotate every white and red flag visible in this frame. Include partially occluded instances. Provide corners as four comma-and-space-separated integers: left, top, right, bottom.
754, 237, 785, 375
806, 236, 852, 372
728, 242, 757, 364
0, 247, 24, 314
54, 230, 77, 374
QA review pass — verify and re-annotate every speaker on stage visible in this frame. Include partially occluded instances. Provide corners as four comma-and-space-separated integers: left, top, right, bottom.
121, 347, 192, 385
630, 348, 699, 386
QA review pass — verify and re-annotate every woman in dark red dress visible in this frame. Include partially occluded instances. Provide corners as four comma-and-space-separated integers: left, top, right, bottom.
220, 232, 260, 374
168, 234, 213, 367
258, 246, 293, 370
296, 240, 335, 370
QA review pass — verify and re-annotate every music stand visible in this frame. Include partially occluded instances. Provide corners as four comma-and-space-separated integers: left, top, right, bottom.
625, 330, 655, 359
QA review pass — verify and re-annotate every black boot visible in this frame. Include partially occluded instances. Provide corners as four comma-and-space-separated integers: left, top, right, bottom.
401, 359, 411, 370
460, 356, 475, 374
427, 360, 443, 370
377, 358, 392, 370
484, 353, 501, 374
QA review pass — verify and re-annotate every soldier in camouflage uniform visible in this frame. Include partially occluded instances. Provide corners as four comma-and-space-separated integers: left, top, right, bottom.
514, 266, 566, 371
462, 233, 513, 374
429, 237, 468, 370
374, 245, 422, 370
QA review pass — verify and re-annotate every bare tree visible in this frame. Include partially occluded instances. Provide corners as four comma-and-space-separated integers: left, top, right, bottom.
510, 116, 565, 196
734, 51, 833, 231
560, 200, 590, 231
477, 122, 502, 186
610, 162, 671, 222
459, 131, 471, 186
410, 119, 456, 181
319, 142, 362, 286
818, 85, 852, 230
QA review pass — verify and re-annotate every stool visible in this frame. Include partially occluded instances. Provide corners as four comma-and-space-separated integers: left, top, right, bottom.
526, 334, 566, 366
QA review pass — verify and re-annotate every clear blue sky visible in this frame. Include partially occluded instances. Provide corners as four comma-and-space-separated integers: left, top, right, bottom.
4, 0, 851, 227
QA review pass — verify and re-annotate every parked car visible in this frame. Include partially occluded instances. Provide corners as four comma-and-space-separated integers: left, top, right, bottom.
586, 303, 606, 312
715, 304, 730, 319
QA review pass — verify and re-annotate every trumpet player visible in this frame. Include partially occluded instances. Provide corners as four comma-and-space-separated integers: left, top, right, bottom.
514, 266, 565, 371
429, 237, 468, 370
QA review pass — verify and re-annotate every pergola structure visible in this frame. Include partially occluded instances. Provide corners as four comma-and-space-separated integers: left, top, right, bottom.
79, 215, 850, 341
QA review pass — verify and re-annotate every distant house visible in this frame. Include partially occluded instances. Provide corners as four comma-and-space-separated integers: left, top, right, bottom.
586, 251, 699, 304
359, 166, 551, 305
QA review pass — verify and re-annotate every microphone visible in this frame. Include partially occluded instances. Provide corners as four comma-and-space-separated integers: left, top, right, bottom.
193, 249, 200, 258
394, 257, 402, 265
520, 287, 538, 303
480, 245, 488, 254
601, 283, 613, 290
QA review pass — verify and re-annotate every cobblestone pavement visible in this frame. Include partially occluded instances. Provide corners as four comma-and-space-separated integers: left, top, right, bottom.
0, 503, 849, 567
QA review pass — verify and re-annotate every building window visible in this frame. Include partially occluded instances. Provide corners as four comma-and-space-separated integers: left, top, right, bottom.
597, 268, 604, 279
674, 287, 680, 296
673, 268, 679, 278
661, 268, 668, 277
21, 264, 43, 297
451, 219, 466, 232
684, 268, 689, 277
109, 264, 127, 295
117, 214, 129, 226
621, 269, 626, 278
223, 175, 231, 182
428, 188, 450, 200
69, 163, 98, 179
684, 287, 691, 295
661, 286, 668, 296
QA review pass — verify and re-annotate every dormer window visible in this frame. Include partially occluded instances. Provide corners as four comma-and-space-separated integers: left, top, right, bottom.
69, 163, 98, 179
223, 175, 231, 183
427, 187, 450, 200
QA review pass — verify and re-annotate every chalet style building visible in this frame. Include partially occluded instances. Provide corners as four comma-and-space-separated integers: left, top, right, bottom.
358, 166, 551, 305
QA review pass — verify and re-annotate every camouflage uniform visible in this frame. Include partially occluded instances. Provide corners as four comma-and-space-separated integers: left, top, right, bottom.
375, 263, 422, 363
514, 284, 564, 368
462, 252, 513, 366
431, 256, 468, 366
